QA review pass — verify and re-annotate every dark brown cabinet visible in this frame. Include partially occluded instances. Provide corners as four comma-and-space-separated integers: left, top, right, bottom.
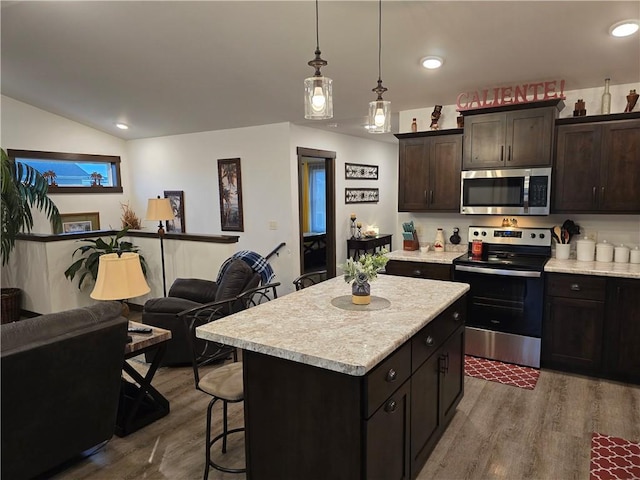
462, 102, 560, 169
543, 273, 639, 384
553, 114, 640, 213
385, 260, 453, 281
396, 130, 462, 212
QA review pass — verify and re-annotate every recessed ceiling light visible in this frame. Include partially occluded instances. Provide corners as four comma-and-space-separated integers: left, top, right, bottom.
609, 19, 639, 37
420, 56, 444, 69
116, 123, 129, 130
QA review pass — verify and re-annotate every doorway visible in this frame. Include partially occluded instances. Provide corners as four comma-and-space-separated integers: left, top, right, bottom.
297, 147, 336, 279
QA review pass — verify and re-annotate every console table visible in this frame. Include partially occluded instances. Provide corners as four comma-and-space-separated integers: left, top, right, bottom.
347, 234, 392, 259
116, 322, 171, 437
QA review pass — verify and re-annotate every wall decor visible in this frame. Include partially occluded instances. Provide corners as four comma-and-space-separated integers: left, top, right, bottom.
217, 158, 244, 232
345, 163, 378, 180
345, 188, 379, 204
55, 212, 100, 234
163, 190, 185, 233
457, 78, 566, 111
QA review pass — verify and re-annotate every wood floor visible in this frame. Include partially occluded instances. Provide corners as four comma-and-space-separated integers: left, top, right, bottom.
52, 356, 640, 480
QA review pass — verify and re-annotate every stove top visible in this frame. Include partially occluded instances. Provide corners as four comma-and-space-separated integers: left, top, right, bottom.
454, 252, 550, 270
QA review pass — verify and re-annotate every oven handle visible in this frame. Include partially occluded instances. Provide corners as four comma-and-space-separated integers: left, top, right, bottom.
454, 265, 541, 278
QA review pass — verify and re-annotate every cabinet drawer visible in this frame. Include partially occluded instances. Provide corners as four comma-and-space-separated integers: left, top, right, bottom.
412, 296, 466, 372
547, 274, 606, 301
365, 342, 411, 418
385, 260, 452, 281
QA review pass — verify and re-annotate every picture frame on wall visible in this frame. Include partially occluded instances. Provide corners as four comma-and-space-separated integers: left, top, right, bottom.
164, 190, 185, 233
54, 212, 101, 234
217, 158, 244, 232
345, 163, 378, 180
345, 188, 379, 204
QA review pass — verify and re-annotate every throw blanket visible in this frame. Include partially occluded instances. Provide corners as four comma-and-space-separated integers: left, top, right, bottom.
217, 250, 276, 285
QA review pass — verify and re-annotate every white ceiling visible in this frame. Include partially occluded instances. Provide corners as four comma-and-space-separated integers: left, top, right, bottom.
2, 1, 639, 143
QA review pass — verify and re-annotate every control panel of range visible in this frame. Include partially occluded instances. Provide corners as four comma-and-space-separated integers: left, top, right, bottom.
468, 226, 551, 247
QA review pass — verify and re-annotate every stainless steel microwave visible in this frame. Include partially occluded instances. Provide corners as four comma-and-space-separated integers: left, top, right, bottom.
460, 167, 552, 215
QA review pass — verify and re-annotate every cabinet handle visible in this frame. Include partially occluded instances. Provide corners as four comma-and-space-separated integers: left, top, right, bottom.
452, 311, 461, 322
500, 145, 504, 162
430, 190, 434, 204
601, 186, 605, 204
412, 270, 422, 276
384, 399, 397, 413
570, 284, 581, 291
592, 186, 597, 206
439, 355, 447, 374
424, 190, 427, 203
425, 336, 435, 347
386, 369, 397, 382
507, 145, 512, 162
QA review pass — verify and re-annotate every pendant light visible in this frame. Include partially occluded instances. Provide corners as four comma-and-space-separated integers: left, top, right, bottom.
368, 0, 390, 133
304, 0, 333, 119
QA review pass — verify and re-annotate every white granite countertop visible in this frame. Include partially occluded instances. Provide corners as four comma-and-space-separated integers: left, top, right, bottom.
386, 249, 465, 265
545, 258, 640, 279
196, 275, 469, 376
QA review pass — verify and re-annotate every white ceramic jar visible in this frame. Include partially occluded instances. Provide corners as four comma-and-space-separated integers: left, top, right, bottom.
614, 244, 630, 263
630, 246, 640, 264
596, 240, 614, 263
576, 237, 595, 262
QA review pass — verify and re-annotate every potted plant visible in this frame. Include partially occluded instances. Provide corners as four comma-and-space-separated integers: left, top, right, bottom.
340, 249, 389, 305
1, 148, 62, 322
64, 227, 148, 290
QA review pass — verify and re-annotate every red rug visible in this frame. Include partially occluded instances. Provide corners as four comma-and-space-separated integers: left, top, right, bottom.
464, 355, 540, 390
591, 432, 640, 480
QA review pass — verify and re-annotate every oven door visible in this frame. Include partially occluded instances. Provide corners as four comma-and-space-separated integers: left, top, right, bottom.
454, 265, 543, 337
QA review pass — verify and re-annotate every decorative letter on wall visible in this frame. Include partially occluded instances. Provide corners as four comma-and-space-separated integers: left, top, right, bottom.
217, 158, 244, 232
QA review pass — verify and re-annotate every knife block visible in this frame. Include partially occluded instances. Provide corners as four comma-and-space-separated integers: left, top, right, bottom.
403, 232, 419, 251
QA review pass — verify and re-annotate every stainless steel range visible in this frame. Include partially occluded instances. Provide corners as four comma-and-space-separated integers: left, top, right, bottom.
453, 226, 551, 368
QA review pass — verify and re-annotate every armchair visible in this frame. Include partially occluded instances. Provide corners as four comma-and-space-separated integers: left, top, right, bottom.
142, 258, 260, 366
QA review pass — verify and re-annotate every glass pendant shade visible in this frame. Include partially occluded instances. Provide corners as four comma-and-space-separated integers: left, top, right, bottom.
304, 75, 333, 119
368, 98, 391, 133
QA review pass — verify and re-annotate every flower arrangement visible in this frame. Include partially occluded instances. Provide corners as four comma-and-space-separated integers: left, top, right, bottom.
341, 248, 389, 286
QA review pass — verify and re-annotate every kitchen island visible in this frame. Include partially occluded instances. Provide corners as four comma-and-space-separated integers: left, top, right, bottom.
197, 275, 469, 479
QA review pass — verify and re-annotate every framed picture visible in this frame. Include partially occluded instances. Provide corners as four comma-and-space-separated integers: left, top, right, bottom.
217, 158, 244, 232
55, 212, 100, 234
164, 190, 185, 233
345, 163, 378, 180
345, 188, 379, 204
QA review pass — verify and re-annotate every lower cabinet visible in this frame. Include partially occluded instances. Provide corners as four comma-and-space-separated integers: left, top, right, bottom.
543, 274, 639, 383
385, 260, 453, 281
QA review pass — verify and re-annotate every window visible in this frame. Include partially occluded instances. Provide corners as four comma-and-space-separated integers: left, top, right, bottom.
8, 149, 123, 193
308, 164, 326, 233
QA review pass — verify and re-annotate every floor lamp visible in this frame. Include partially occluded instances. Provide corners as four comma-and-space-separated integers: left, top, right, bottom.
90, 252, 151, 317
145, 196, 175, 297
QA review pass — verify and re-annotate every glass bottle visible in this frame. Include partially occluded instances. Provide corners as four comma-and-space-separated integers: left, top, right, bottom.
411, 118, 417, 132
434, 228, 445, 252
601, 78, 611, 114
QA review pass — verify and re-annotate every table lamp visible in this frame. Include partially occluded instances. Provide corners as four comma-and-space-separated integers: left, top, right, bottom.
145, 196, 175, 296
90, 252, 151, 316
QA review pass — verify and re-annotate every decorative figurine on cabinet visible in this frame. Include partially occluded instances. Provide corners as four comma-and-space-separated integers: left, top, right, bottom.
430, 105, 442, 130
625, 89, 639, 113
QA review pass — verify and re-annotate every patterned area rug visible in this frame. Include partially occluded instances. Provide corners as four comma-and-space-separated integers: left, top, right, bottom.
464, 355, 540, 390
590, 432, 640, 480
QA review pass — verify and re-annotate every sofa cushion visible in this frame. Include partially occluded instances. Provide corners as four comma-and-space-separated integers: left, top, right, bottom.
143, 296, 203, 315
168, 278, 218, 304
215, 259, 254, 302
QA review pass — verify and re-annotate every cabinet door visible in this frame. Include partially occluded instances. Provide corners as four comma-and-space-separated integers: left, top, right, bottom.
440, 327, 465, 425
507, 108, 554, 167
553, 124, 601, 212
398, 138, 429, 211
366, 379, 411, 480
599, 119, 640, 212
604, 279, 640, 382
428, 135, 462, 211
463, 113, 506, 169
384, 260, 452, 281
542, 296, 604, 371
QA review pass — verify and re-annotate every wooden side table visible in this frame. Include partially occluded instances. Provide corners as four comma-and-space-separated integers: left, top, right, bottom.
347, 234, 392, 259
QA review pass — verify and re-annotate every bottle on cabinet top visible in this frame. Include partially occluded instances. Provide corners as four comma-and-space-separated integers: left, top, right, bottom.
601, 78, 611, 114
411, 118, 417, 132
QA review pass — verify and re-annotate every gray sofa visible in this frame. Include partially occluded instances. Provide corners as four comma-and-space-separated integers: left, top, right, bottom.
1, 301, 128, 480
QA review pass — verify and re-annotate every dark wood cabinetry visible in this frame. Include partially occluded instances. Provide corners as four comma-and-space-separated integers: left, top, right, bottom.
396, 130, 462, 212
385, 260, 453, 281
543, 273, 639, 384
462, 101, 561, 169
553, 114, 640, 213
243, 295, 466, 479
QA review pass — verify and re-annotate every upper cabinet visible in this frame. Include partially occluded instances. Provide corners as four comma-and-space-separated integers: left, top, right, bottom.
553, 113, 640, 213
461, 100, 563, 169
396, 130, 462, 212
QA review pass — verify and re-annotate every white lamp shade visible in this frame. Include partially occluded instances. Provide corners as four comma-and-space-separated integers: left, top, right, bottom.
304, 75, 333, 119
90, 252, 151, 300
368, 99, 391, 133
145, 197, 175, 221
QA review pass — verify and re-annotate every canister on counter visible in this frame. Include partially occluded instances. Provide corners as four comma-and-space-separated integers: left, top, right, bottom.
596, 240, 614, 263
576, 237, 595, 262
614, 244, 630, 263
472, 239, 483, 259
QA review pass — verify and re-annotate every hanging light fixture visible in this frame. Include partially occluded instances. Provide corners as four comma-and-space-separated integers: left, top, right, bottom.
304, 0, 333, 119
368, 0, 390, 133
